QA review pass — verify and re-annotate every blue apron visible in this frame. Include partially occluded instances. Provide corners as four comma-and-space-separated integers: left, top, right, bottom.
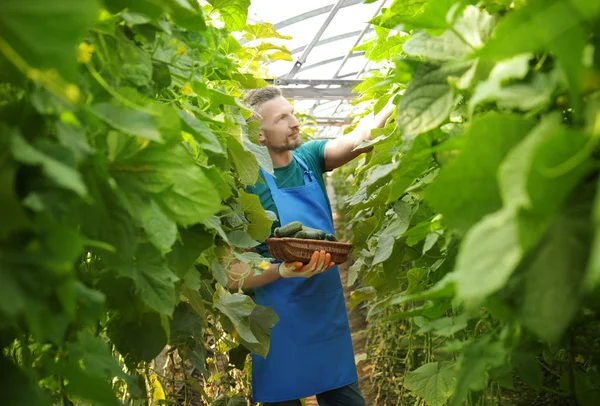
252, 156, 357, 403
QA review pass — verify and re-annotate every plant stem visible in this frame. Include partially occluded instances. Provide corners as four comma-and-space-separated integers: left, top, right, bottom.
86, 63, 159, 116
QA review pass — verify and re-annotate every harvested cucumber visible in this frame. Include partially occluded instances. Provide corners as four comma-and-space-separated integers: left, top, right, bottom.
292, 230, 308, 239
274, 221, 303, 237
297, 226, 326, 240
276, 222, 331, 241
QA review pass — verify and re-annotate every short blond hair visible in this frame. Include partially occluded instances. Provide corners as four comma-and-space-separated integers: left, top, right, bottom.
244, 86, 282, 120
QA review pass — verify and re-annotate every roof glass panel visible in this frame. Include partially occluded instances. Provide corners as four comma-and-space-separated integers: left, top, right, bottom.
245, 0, 391, 134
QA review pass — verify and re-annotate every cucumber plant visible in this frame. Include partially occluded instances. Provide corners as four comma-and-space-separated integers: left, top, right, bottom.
334, 0, 600, 404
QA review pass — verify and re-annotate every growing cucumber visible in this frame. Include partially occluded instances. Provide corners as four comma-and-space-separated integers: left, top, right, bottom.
274, 221, 303, 237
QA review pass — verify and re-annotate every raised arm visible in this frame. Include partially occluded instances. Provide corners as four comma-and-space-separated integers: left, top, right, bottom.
323, 102, 395, 171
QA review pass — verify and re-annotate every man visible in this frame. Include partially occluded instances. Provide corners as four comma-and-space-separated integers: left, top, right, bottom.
227, 86, 394, 405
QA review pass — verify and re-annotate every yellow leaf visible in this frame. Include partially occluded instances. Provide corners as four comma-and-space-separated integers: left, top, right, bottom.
150, 373, 166, 402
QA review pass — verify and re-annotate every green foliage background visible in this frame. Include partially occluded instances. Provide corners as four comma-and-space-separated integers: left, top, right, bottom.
3, 0, 600, 405
0, 0, 289, 404
333, 0, 600, 404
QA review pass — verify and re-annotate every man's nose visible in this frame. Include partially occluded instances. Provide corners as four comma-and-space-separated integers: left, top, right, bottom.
290, 115, 300, 128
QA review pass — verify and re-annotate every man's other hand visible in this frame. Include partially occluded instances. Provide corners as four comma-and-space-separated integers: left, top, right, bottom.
278, 250, 335, 278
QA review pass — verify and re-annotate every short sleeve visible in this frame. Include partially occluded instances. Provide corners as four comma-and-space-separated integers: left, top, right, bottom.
297, 139, 328, 176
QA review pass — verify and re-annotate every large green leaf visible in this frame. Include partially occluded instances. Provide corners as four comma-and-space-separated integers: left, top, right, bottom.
243, 22, 292, 41
208, 0, 250, 32
227, 135, 259, 185
178, 109, 224, 154
425, 113, 535, 232
244, 137, 274, 177
499, 117, 593, 249
403, 30, 471, 61
373, 235, 395, 265
157, 165, 221, 226
416, 313, 470, 337
113, 142, 222, 226
404, 361, 457, 406
108, 312, 168, 363
226, 230, 259, 248
370, 0, 429, 29
103, 0, 163, 18
403, 6, 493, 61
0, 263, 26, 318
239, 190, 273, 241
123, 244, 179, 315
470, 54, 557, 114
215, 288, 258, 344
387, 132, 435, 203
168, 225, 214, 276
479, 0, 599, 60
518, 188, 592, 343
478, 0, 600, 109
513, 352, 543, 389
68, 331, 139, 394
349, 287, 377, 311
397, 62, 472, 137
0, 145, 30, 239
453, 115, 593, 302
237, 305, 279, 358
91, 102, 162, 142
170, 302, 204, 346
165, 0, 206, 31
584, 173, 600, 292
451, 338, 506, 406
0, 0, 100, 80
10, 131, 87, 197
0, 356, 50, 405
139, 199, 177, 255
212, 394, 248, 406
364, 34, 408, 63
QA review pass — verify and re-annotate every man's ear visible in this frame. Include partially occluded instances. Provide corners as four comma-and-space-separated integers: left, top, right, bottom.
258, 130, 267, 146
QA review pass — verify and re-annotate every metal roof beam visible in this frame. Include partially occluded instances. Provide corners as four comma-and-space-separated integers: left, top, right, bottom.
273, 0, 363, 30
312, 117, 354, 126
289, 28, 373, 55
285, 0, 347, 79
333, 0, 387, 79
267, 78, 362, 86
296, 52, 365, 73
280, 87, 358, 100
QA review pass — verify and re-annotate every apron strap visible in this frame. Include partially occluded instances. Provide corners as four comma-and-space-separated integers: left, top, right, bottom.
259, 155, 315, 193
294, 156, 314, 183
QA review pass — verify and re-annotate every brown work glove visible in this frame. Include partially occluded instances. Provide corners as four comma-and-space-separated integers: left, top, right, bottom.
278, 250, 335, 278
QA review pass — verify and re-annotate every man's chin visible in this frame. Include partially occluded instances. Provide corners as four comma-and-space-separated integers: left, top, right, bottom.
290, 139, 302, 150
271, 139, 302, 153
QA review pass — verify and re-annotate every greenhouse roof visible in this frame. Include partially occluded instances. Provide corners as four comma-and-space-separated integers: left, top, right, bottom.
245, 0, 389, 137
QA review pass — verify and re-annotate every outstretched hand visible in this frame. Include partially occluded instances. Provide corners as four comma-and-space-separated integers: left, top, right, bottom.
278, 250, 335, 278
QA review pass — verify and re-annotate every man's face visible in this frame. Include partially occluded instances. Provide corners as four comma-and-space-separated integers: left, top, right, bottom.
258, 96, 301, 153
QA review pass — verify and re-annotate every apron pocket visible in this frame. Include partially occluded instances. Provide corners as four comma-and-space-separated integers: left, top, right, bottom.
286, 287, 348, 347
